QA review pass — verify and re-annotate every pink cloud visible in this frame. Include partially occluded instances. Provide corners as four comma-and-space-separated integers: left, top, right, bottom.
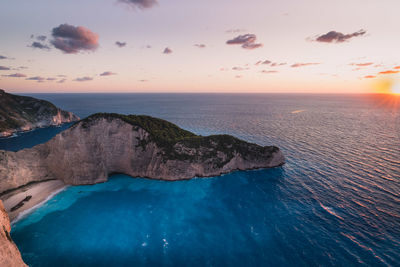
163, 47, 173, 54
261, 70, 278, 74
74, 76, 93, 82
291, 63, 320, 68
100, 71, 117, 76
2, 73, 26, 78
51, 24, 99, 54
314, 30, 366, 43
350, 62, 373, 67
226, 34, 263, 50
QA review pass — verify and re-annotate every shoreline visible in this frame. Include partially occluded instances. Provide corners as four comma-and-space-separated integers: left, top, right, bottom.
0, 122, 74, 139
0, 180, 66, 222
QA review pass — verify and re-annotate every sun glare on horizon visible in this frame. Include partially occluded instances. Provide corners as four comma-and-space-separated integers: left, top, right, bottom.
372, 78, 400, 95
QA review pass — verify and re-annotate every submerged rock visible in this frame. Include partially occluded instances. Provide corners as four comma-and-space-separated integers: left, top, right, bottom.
0, 89, 79, 137
0, 113, 284, 192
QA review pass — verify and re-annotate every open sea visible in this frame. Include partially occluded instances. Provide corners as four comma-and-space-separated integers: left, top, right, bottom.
2, 93, 399, 266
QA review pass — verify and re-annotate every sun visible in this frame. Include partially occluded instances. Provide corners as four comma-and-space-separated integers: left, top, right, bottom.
372, 78, 400, 95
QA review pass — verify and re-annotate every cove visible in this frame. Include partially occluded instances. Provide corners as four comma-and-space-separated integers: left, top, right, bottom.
12, 170, 290, 267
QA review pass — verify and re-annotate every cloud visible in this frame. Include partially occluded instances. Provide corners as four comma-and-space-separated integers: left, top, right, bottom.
74, 76, 93, 81
115, 41, 127, 48
226, 29, 246, 33
0, 55, 14, 60
232, 67, 247, 71
271, 62, 286, 67
58, 74, 67, 77
118, 0, 158, 9
255, 60, 272, 65
139, 79, 148, 82
100, 71, 116, 76
242, 42, 263, 50
395, 66, 400, 69
51, 24, 99, 54
226, 34, 256, 45
163, 47, 173, 54
194, 44, 206, 48
314, 30, 366, 43
378, 70, 399, 75
364, 75, 375, 79
261, 70, 278, 74
0, 66, 10, 70
2, 73, 26, 78
26, 76, 46, 82
36, 35, 47, 41
350, 62, 373, 67
47, 78, 57, 81
29, 41, 50, 50
235, 75, 242, 78
58, 79, 66, 83
226, 34, 263, 50
291, 62, 320, 68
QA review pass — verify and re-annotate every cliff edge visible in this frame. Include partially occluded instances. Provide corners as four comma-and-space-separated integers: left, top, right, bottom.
0, 113, 284, 192
0, 89, 80, 137
0, 200, 27, 266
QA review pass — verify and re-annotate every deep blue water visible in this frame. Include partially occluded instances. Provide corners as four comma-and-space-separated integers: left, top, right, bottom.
2, 93, 400, 266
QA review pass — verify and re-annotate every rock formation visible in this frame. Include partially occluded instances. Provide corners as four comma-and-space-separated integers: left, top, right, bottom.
0, 200, 27, 266
0, 113, 284, 192
0, 89, 79, 137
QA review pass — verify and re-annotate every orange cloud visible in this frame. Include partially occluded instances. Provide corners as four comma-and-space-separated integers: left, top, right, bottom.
378, 70, 399, 75
364, 75, 375, 79
394, 66, 400, 69
350, 62, 373, 67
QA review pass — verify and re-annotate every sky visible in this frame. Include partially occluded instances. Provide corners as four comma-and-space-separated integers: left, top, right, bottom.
0, 0, 400, 93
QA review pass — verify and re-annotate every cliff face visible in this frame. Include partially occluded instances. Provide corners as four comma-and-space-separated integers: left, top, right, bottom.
0, 113, 284, 192
0, 200, 27, 266
0, 89, 79, 137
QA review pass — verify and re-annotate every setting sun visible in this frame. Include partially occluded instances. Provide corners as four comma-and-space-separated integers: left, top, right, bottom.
372, 78, 400, 95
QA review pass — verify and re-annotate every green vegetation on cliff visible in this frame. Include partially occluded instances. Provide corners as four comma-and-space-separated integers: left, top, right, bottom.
76, 113, 279, 166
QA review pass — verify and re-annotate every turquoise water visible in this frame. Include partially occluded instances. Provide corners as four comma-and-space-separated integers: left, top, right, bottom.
2, 94, 400, 266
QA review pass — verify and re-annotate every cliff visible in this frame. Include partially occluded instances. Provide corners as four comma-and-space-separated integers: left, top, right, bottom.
0, 113, 284, 192
0, 200, 27, 266
0, 89, 79, 137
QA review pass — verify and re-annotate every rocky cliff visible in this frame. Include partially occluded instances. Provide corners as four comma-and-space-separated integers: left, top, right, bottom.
0, 89, 79, 137
0, 113, 284, 192
0, 200, 27, 266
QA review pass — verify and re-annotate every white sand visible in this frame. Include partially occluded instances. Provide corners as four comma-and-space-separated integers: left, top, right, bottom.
0, 180, 66, 222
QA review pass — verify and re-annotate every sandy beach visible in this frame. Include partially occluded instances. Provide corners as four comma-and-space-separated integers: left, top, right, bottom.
0, 180, 66, 222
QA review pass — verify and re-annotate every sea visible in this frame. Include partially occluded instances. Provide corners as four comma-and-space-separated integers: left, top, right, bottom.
1, 93, 399, 266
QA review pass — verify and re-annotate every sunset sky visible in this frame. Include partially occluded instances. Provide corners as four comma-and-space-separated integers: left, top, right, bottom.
1, 0, 400, 93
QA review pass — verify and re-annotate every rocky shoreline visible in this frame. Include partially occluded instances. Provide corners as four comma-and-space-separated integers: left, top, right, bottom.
0, 89, 80, 138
